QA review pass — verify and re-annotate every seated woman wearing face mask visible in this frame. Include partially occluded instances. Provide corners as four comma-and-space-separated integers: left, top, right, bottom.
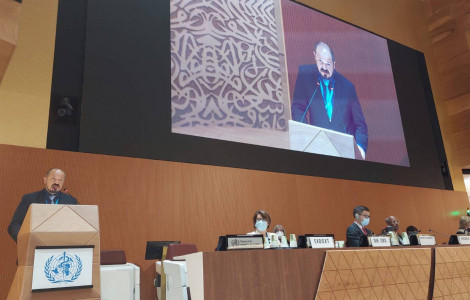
247, 210, 271, 239
273, 224, 286, 242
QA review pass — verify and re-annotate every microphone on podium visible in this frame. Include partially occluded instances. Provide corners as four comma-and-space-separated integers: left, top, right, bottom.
299, 80, 320, 123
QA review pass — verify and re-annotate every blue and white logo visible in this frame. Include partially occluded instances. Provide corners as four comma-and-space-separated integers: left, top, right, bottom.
44, 251, 82, 283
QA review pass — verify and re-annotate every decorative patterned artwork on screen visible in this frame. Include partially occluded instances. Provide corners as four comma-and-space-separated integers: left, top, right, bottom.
171, 0, 288, 133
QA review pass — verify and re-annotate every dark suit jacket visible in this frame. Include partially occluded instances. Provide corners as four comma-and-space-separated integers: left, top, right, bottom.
8, 189, 78, 242
291, 64, 368, 152
346, 222, 372, 247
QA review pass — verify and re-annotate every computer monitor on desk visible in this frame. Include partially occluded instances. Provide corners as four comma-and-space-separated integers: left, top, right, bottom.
145, 241, 180, 260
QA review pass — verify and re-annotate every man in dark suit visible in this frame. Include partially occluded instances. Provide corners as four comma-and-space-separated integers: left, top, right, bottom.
8, 168, 78, 242
346, 205, 372, 247
291, 42, 368, 159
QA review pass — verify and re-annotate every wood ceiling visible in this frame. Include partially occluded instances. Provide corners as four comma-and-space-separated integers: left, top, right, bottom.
423, 0, 470, 169
0, 0, 21, 84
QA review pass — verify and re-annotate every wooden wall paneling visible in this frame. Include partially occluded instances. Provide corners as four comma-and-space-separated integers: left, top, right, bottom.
295, 175, 351, 239
0, 144, 469, 300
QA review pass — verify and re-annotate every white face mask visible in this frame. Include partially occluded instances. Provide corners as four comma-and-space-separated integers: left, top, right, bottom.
361, 218, 370, 227
276, 231, 284, 238
255, 220, 268, 232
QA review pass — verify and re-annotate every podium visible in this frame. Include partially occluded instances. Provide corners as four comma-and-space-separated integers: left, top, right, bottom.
288, 120, 358, 159
7, 204, 101, 300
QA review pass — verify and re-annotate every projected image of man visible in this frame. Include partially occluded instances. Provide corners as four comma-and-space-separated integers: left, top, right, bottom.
291, 42, 368, 158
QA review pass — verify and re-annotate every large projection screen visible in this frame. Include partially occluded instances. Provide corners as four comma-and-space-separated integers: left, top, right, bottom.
77, 0, 449, 189
171, 0, 409, 167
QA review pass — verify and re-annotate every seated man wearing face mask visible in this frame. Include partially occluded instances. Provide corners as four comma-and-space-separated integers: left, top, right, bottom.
247, 210, 271, 240
346, 205, 372, 247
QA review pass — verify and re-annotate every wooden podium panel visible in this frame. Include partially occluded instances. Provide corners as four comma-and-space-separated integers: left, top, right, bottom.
7, 204, 100, 300
316, 248, 432, 299
433, 246, 470, 299
288, 120, 357, 159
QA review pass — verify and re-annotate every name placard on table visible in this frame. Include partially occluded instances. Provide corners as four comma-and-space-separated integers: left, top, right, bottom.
417, 234, 436, 246
369, 236, 391, 247
227, 235, 264, 250
457, 235, 470, 245
307, 234, 335, 248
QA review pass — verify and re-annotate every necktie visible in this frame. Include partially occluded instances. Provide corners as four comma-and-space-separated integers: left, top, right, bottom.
49, 195, 56, 204
321, 80, 333, 121
362, 227, 367, 235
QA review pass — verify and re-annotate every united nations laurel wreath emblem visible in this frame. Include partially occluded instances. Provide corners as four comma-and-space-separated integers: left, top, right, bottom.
44, 252, 82, 283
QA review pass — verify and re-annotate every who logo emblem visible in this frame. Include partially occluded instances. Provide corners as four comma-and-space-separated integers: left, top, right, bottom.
44, 251, 82, 283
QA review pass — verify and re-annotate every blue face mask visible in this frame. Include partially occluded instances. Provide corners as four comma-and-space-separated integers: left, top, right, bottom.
361, 218, 370, 227
255, 220, 268, 232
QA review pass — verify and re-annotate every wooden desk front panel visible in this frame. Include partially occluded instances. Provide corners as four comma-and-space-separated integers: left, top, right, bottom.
433, 246, 470, 299
202, 249, 327, 300
316, 248, 432, 300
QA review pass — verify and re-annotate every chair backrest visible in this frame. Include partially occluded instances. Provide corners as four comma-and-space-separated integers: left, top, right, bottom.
101, 249, 126, 265
166, 243, 198, 260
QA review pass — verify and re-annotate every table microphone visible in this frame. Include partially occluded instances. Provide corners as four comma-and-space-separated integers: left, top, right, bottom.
428, 229, 450, 242
428, 229, 450, 236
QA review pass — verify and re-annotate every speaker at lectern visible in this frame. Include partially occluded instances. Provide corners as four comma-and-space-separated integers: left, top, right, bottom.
7, 204, 101, 300
288, 120, 359, 159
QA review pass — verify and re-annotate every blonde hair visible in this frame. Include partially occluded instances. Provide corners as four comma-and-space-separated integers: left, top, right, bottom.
459, 216, 470, 229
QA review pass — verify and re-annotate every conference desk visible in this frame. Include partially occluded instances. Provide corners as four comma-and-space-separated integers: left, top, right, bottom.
175, 245, 470, 300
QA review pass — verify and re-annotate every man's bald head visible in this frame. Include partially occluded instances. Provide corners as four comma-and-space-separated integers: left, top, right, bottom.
314, 42, 335, 79
385, 216, 399, 231
43, 168, 66, 194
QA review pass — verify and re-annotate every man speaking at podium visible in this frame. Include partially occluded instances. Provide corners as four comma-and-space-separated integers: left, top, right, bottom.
8, 168, 78, 242
291, 42, 368, 158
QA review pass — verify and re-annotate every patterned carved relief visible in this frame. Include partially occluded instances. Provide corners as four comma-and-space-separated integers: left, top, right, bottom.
316, 249, 432, 300
433, 246, 470, 299
170, 0, 287, 130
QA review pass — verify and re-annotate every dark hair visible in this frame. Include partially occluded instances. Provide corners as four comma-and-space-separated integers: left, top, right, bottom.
353, 205, 369, 217
314, 41, 335, 62
252, 210, 271, 228
406, 225, 418, 233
